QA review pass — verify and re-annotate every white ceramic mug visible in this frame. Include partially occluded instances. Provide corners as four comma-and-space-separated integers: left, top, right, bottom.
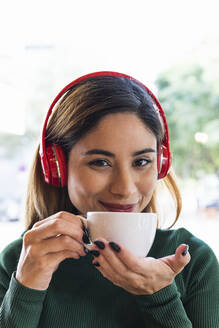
86, 212, 157, 257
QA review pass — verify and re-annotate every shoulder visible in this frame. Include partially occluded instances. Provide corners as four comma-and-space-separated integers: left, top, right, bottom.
173, 227, 217, 260
170, 227, 216, 260
150, 228, 219, 303
152, 227, 218, 263
157, 227, 218, 275
0, 235, 23, 275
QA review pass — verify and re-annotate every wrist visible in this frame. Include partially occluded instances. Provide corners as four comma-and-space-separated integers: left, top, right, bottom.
15, 272, 49, 291
134, 280, 179, 306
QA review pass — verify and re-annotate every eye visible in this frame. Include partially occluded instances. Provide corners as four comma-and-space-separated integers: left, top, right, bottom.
88, 159, 111, 167
133, 158, 152, 167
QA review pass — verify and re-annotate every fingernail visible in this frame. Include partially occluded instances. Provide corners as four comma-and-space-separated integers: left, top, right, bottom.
93, 262, 100, 267
84, 227, 90, 236
109, 242, 120, 253
182, 245, 189, 256
84, 246, 90, 255
82, 233, 90, 244
94, 240, 105, 250
90, 250, 100, 257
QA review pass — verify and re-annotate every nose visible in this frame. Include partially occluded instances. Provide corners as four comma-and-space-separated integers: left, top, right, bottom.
109, 167, 137, 198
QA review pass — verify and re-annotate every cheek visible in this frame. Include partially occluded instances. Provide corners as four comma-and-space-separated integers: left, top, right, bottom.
141, 180, 156, 197
67, 168, 107, 198
139, 169, 158, 198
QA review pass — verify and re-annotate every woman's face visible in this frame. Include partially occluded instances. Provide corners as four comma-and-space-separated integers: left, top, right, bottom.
67, 113, 158, 215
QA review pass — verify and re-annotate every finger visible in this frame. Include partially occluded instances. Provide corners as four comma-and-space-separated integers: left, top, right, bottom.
24, 218, 84, 245
78, 216, 88, 229
46, 250, 81, 265
91, 251, 126, 287
33, 211, 84, 228
90, 238, 143, 281
92, 253, 116, 277
78, 216, 91, 244
38, 235, 87, 257
91, 238, 142, 275
91, 238, 129, 275
91, 240, 143, 290
159, 244, 191, 274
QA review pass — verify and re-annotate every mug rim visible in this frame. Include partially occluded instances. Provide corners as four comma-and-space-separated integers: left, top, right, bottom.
87, 211, 157, 216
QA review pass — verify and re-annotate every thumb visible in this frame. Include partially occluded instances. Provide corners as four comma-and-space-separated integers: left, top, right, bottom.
77, 215, 88, 229
160, 244, 191, 274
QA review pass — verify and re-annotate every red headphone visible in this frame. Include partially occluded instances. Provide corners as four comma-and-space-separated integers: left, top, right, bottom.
39, 71, 171, 187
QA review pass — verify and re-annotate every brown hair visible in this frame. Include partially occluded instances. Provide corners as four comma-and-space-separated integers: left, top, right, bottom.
25, 76, 182, 229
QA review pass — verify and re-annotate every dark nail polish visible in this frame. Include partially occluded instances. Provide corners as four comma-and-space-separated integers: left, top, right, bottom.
90, 250, 100, 257
93, 262, 100, 267
182, 245, 189, 256
82, 226, 90, 237
94, 240, 105, 250
84, 247, 90, 255
84, 227, 90, 236
82, 233, 90, 244
109, 242, 120, 253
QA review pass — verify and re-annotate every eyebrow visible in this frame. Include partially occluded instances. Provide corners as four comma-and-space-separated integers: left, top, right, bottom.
83, 148, 156, 157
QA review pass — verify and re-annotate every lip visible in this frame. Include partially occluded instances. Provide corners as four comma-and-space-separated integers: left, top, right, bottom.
99, 201, 137, 212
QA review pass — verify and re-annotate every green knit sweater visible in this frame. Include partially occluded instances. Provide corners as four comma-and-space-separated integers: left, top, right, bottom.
0, 227, 219, 327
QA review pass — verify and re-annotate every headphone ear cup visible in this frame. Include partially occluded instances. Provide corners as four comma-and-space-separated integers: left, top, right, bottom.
45, 144, 67, 187
157, 144, 162, 177
158, 145, 171, 179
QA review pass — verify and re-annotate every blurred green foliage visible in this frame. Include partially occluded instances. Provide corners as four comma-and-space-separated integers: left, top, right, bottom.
156, 63, 219, 179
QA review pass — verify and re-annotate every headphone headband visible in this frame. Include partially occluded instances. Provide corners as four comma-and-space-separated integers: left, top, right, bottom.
40, 71, 171, 186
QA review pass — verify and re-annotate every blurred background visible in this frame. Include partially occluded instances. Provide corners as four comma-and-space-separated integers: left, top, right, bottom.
0, 0, 219, 257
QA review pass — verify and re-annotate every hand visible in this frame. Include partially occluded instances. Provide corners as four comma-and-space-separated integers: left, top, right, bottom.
90, 238, 191, 295
16, 211, 88, 290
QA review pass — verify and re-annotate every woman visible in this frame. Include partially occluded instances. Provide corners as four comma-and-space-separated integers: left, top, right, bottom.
0, 71, 218, 327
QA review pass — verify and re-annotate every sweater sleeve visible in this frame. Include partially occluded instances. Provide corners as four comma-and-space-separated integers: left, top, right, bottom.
134, 281, 193, 327
181, 230, 219, 327
133, 228, 219, 328
0, 239, 47, 328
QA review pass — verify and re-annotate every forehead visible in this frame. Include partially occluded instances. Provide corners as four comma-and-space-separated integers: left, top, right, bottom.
75, 113, 157, 151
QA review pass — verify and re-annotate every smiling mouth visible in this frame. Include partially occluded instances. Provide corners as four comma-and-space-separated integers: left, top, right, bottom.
99, 201, 137, 212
